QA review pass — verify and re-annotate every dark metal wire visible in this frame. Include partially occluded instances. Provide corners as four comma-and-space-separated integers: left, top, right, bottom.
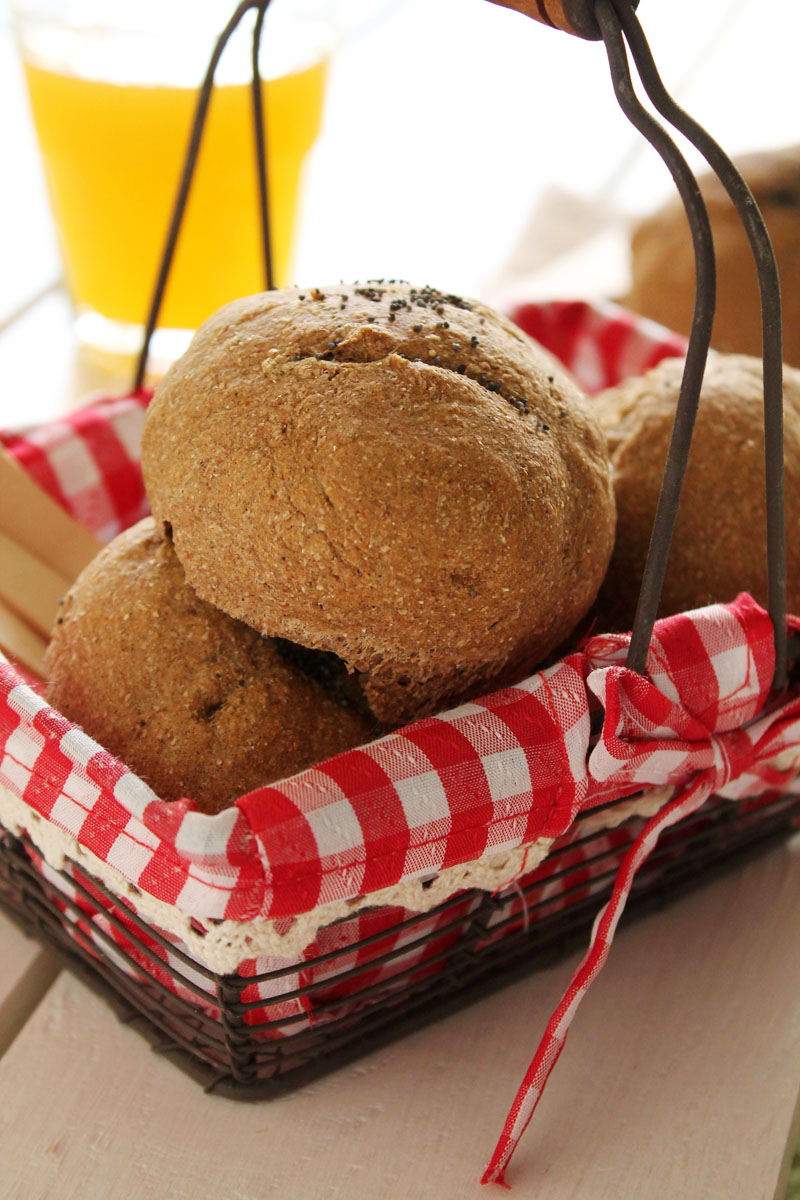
594, 0, 717, 676
608, 0, 787, 689
556, 0, 639, 40
133, 0, 273, 392
251, 1, 275, 291
3, 787, 798, 1096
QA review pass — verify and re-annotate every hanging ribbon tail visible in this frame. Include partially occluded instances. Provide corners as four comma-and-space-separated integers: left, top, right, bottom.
480, 776, 713, 1188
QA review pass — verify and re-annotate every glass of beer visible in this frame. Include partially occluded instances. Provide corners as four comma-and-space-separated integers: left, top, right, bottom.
11, 0, 333, 362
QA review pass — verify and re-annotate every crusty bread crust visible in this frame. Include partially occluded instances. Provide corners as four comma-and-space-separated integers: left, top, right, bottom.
625, 145, 800, 366
142, 283, 615, 725
45, 519, 375, 812
594, 353, 800, 629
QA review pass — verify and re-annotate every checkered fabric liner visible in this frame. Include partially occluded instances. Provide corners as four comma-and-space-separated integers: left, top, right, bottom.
15, 806, 677, 1033
1, 390, 151, 542
2, 298, 799, 1184
6, 594, 796, 929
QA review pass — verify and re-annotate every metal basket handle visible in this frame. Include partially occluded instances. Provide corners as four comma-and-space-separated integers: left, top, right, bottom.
490, 0, 638, 39
136, 0, 789, 690
133, 0, 274, 393
497, 0, 787, 687
595, 0, 787, 687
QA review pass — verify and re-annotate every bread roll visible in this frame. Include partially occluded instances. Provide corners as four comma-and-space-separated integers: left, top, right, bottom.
624, 145, 800, 365
142, 282, 616, 724
593, 353, 800, 629
45, 519, 375, 813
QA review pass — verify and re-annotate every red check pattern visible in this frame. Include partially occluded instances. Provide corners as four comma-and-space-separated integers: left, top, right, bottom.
0, 301, 796, 1187
510, 296, 688, 393
1, 390, 152, 542
17, 819, 644, 1038
483, 595, 800, 1185
4, 596, 793, 926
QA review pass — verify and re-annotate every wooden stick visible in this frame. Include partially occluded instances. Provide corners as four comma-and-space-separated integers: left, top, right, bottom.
488, 0, 599, 37
0, 599, 47, 678
0, 530, 71, 639
488, 0, 638, 40
0, 449, 101, 584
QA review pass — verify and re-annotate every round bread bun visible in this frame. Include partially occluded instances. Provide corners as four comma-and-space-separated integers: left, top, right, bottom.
45, 518, 375, 813
593, 353, 800, 629
624, 145, 800, 365
141, 282, 616, 725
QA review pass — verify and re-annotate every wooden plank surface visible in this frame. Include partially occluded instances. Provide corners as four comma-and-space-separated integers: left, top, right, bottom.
0, 909, 59, 1061
0, 842, 799, 1200
0, 528, 73, 637
0, 451, 103, 583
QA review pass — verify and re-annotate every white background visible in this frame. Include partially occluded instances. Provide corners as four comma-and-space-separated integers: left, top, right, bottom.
2, 0, 799, 376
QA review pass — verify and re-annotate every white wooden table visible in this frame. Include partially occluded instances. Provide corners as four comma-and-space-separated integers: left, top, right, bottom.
1, 839, 800, 1198
3, 1, 800, 1195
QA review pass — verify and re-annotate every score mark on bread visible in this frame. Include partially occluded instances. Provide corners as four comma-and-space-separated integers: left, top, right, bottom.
142, 282, 616, 727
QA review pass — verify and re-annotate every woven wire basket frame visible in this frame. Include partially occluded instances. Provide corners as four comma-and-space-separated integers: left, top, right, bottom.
2, 787, 799, 1097
2, 0, 796, 1098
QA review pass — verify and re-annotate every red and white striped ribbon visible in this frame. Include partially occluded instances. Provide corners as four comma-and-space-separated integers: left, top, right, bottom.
481, 774, 714, 1186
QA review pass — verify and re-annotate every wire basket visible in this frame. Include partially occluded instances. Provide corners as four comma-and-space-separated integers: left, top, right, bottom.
2, 784, 799, 1098
1, 0, 798, 1184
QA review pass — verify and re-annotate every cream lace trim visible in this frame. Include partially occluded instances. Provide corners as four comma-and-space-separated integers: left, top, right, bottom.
0, 781, 667, 974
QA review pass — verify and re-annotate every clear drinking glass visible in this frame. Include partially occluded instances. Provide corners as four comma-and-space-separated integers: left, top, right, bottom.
10, 0, 334, 361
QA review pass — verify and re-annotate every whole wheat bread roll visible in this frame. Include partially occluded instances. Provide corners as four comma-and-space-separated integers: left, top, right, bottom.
142, 282, 615, 725
624, 145, 800, 365
593, 353, 800, 629
45, 519, 374, 813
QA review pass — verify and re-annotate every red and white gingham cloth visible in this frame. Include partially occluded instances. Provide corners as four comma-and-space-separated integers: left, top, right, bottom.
482, 594, 800, 1184
23, 811, 658, 1040
5, 594, 795, 918
2, 390, 151, 542
2, 298, 797, 1184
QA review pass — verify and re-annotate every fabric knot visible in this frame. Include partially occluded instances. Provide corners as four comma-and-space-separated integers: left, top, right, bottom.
707, 725, 755, 791
482, 596, 800, 1188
